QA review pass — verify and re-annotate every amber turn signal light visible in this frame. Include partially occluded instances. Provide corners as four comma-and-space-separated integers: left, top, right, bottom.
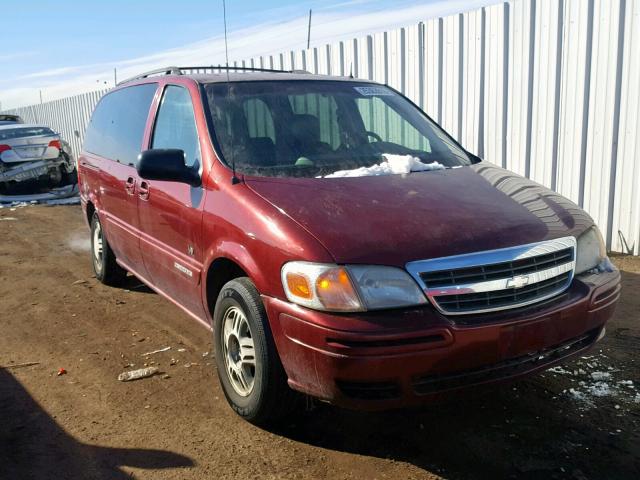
285, 272, 312, 299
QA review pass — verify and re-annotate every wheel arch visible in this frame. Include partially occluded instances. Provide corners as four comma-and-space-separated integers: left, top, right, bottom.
85, 200, 96, 226
203, 256, 250, 324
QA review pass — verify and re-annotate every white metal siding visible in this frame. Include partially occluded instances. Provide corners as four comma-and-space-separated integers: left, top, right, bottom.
4, 0, 639, 254
612, 0, 640, 255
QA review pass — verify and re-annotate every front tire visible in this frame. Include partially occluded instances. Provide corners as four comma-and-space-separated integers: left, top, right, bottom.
213, 277, 298, 426
90, 212, 126, 286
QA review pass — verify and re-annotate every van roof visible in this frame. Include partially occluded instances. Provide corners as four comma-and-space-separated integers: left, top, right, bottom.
192, 72, 372, 84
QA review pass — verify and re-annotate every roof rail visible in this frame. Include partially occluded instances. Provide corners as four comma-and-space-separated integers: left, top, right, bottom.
117, 66, 182, 86
117, 65, 311, 85
180, 65, 303, 74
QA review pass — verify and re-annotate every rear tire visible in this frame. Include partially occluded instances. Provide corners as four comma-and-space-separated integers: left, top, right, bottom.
60, 153, 78, 185
213, 277, 298, 427
91, 212, 126, 286
61, 167, 78, 186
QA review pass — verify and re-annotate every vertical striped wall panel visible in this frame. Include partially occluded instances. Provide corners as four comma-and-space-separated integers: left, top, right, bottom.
3, 0, 639, 254
582, 0, 624, 248
483, 2, 508, 168
611, 0, 639, 255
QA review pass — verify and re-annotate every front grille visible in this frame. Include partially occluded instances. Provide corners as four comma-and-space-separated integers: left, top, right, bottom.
434, 272, 571, 313
421, 248, 574, 288
412, 328, 599, 395
406, 236, 577, 316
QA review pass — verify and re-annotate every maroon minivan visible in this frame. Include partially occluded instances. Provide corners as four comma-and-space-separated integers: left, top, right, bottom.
78, 67, 621, 425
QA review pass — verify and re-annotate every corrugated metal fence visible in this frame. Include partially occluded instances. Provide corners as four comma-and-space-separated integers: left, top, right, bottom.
6, 89, 109, 164
4, 0, 639, 255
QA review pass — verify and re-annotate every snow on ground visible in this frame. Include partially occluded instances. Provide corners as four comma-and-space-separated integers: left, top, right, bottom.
320, 154, 446, 178
548, 366, 573, 375
546, 352, 636, 409
0, 201, 35, 209
587, 382, 612, 397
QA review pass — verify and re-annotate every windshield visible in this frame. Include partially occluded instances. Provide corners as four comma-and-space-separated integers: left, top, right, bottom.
203, 81, 472, 178
0, 126, 55, 141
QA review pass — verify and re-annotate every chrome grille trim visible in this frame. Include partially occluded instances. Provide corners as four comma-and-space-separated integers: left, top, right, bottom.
406, 236, 577, 315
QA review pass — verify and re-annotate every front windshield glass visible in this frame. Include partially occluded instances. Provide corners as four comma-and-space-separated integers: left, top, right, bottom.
203, 81, 472, 178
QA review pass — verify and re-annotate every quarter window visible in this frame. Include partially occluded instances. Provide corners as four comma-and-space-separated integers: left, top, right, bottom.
152, 86, 201, 168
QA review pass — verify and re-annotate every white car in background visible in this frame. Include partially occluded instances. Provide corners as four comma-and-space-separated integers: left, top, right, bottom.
0, 124, 77, 194
0, 114, 24, 125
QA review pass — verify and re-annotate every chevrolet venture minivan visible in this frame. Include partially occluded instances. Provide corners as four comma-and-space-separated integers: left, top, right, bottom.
78, 67, 621, 425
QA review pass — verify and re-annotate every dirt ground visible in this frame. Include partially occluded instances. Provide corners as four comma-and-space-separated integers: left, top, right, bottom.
0, 205, 638, 480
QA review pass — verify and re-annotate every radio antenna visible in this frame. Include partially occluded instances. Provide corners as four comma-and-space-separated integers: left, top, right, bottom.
222, 0, 239, 184
222, 0, 231, 83
307, 9, 312, 49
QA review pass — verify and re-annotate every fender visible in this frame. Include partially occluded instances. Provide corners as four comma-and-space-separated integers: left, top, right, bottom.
200, 239, 268, 326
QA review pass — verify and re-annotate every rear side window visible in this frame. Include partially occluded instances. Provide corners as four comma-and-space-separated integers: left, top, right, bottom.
151, 85, 201, 168
84, 84, 157, 165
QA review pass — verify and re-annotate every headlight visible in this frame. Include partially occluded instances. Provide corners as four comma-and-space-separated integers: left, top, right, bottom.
281, 262, 428, 312
575, 226, 608, 274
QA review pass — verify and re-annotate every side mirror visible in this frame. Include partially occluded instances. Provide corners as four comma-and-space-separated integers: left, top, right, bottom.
136, 149, 201, 187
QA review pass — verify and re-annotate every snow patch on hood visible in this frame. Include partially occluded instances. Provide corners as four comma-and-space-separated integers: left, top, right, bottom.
319, 154, 446, 178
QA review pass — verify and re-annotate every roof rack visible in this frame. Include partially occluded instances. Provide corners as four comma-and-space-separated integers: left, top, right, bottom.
117, 66, 182, 85
117, 65, 310, 86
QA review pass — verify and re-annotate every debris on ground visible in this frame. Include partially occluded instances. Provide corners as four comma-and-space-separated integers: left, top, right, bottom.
71, 279, 88, 285
0, 184, 79, 206
141, 346, 171, 356
117, 366, 158, 382
2, 361, 40, 369
57, 368, 67, 376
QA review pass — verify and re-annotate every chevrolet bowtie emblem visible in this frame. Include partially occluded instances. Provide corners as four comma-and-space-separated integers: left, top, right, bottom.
506, 275, 530, 289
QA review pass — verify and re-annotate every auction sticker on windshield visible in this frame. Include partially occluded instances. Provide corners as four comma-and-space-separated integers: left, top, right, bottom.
353, 86, 394, 96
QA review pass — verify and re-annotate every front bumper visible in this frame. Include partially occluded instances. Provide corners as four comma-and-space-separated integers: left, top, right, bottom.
263, 269, 621, 410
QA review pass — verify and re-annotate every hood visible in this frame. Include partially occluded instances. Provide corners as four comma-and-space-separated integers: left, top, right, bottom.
245, 163, 593, 267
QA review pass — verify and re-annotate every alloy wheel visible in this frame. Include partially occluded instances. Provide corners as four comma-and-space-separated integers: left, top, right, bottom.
221, 306, 256, 396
